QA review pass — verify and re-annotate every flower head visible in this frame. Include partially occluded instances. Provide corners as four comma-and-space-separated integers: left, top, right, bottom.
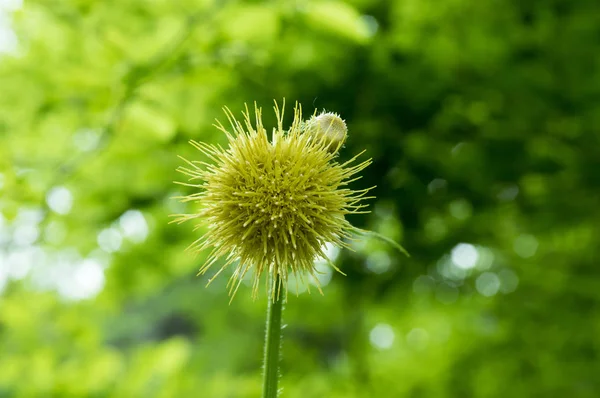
173, 101, 372, 301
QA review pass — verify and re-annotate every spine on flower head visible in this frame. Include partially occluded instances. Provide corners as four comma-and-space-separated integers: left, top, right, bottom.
302, 111, 348, 154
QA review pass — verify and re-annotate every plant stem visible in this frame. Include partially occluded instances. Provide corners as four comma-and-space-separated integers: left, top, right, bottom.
262, 275, 284, 398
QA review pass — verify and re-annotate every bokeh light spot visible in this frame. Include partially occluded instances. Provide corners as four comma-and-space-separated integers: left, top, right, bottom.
497, 185, 519, 201
451, 243, 479, 269
119, 210, 149, 243
44, 221, 67, 245
406, 328, 429, 350
13, 224, 39, 246
366, 250, 391, 274
476, 272, 501, 297
513, 234, 538, 258
97, 228, 122, 253
449, 199, 472, 220
369, 323, 395, 350
5, 246, 41, 280
72, 128, 101, 152
498, 268, 519, 294
0, 257, 7, 293
46, 186, 73, 215
413, 275, 435, 295
427, 178, 447, 194
58, 259, 105, 301
476, 247, 495, 270
0, 16, 17, 54
360, 15, 379, 37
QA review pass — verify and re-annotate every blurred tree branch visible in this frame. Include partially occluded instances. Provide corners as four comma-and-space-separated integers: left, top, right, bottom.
33, 7, 222, 237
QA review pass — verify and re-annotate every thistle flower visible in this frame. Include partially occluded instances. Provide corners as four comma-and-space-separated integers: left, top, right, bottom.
173, 101, 373, 301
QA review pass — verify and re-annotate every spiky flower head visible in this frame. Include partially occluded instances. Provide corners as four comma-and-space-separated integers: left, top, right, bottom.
173, 101, 372, 301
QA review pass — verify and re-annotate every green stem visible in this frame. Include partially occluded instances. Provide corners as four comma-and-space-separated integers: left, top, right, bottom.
262, 275, 284, 398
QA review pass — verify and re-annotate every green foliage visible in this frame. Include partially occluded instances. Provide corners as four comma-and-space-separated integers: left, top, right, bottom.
1, 0, 599, 396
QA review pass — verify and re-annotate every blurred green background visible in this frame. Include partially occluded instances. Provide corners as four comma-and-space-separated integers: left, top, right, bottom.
1, 0, 599, 396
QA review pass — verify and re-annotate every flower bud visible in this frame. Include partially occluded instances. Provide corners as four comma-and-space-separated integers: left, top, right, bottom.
303, 111, 348, 153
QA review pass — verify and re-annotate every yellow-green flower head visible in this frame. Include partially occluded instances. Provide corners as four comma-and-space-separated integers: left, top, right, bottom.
173, 101, 372, 301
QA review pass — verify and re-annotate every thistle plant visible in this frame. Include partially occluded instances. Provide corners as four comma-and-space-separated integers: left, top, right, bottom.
172, 101, 396, 398
173, 101, 372, 301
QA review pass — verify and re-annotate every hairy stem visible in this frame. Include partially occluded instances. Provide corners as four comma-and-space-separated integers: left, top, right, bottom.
262, 275, 284, 398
